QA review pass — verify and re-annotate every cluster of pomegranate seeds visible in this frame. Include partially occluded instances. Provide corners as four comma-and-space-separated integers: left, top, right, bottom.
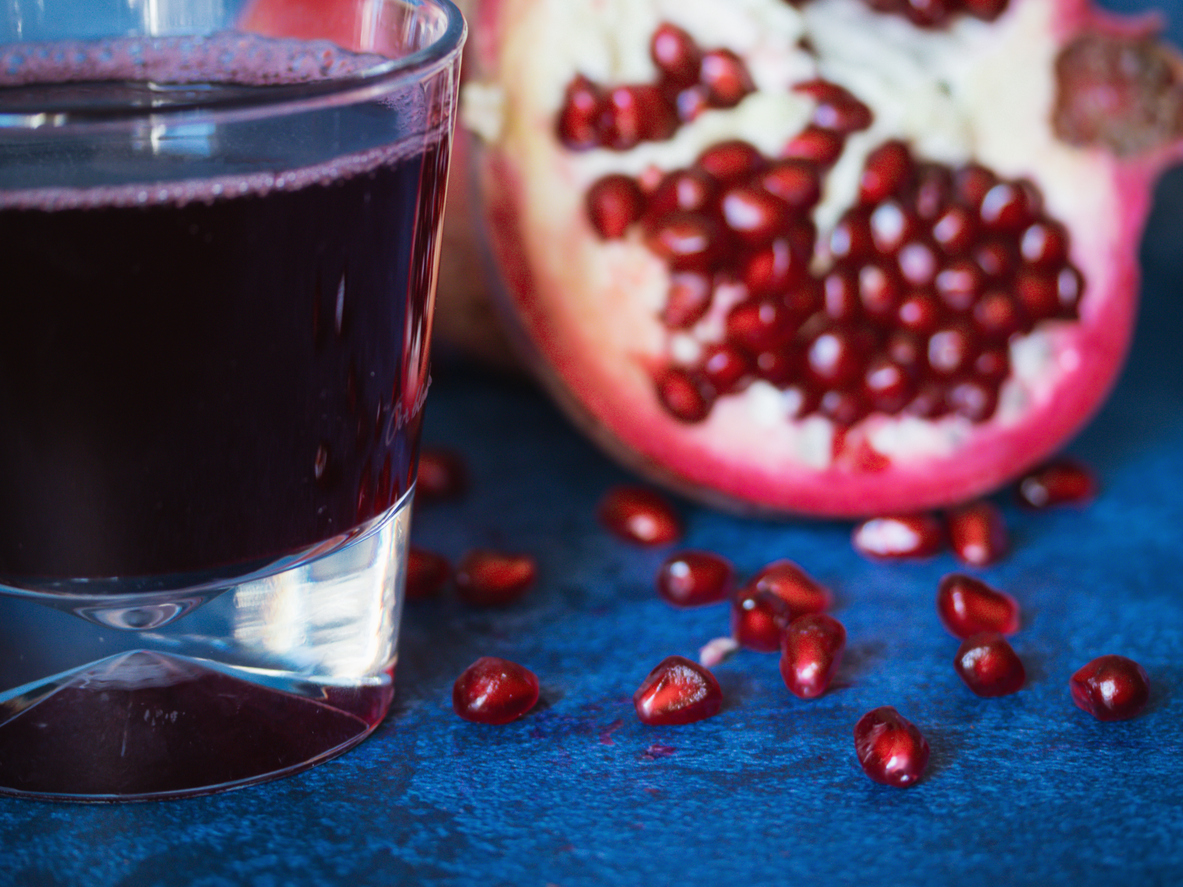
586, 109, 1086, 430
1070, 654, 1151, 721
954, 631, 1026, 697
657, 550, 736, 607
937, 573, 1021, 638
731, 559, 834, 651
780, 613, 847, 699
862, 0, 1008, 28
634, 655, 724, 725
598, 485, 683, 545
852, 513, 945, 560
946, 500, 1008, 566
453, 657, 540, 725
557, 23, 753, 152
853, 706, 930, 788
1016, 457, 1097, 508
415, 447, 469, 504
454, 550, 537, 606
406, 547, 450, 600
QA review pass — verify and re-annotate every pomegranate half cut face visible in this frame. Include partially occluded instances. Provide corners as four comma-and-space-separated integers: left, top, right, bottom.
456, 0, 1183, 516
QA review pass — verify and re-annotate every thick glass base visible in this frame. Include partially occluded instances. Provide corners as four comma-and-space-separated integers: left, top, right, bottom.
0, 493, 410, 801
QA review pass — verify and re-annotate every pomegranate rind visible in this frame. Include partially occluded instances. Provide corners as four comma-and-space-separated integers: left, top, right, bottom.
463, 0, 1176, 517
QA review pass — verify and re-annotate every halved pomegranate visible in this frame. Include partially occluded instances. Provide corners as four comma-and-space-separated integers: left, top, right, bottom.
452, 0, 1183, 516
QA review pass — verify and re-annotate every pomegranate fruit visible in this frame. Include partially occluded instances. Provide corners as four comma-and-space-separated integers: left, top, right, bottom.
1070, 654, 1151, 720
853, 706, 930, 787
634, 655, 724, 725
453, 657, 541, 724
454, 0, 1183, 516
656, 550, 736, 607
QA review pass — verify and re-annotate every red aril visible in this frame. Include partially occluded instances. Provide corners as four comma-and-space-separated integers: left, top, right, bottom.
731, 588, 793, 652
946, 500, 1008, 566
1016, 457, 1097, 507
780, 614, 847, 699
454, 550, 537, 606
936, 573, 1021, 638
853, 706, 929, 788
415, 448, 468, 504
954, 631, 1026, 696
634, 655, 724, 725
852, 513, 945, 560
439, 0, 1183, 517
745, 559, 833, 617
406, 547, 450, 600
453, 657, 540, 724
1070, 654, 1151, 721
656, 550, 736, 607
598, 485, 683, 545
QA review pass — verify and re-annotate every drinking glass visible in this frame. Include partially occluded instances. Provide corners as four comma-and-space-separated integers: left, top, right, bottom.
0, 0, 464, 800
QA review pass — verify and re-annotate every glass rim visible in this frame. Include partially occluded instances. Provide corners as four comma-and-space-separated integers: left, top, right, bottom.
0, 0, 466, 129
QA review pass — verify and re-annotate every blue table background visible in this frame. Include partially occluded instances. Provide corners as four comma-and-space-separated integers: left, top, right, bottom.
4, 3, 1183, 883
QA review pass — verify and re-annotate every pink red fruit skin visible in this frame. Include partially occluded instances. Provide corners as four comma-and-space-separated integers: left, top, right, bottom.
634, 655, 724, 725
1070, 654, 1151, 721
453, 657, 541, 725
453, 0, 1183, 518
853, 706, 930, 788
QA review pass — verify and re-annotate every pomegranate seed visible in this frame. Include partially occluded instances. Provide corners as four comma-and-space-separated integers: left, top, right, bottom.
454, 550, 537, 606
656, 366, 715, 423
696, 140, 766, 184
858, 261, 903, 320
810, 91, 873, 133
634, 655, 723, 725
911, 163, 952, 219
726, 297, 799, 351
896, 290, 941, 333
731, 588, 792, 652
859, 140, 911, 204
721, 184, 793, 245
864, 354, 918, 414
974, 238, 1019, 280
962, 0, 1008, 19
762, 159, 822, 209
406, 547, 450, 600
931, 204, 978, 254
954, 632, 1026, 697
699, 49, 754, 108
1019, 219, 1069, 267
852, 513, 944, 560
823, 268, 861, 321
936, 573, 1020, 638
701, 342, 754, 393
897, 240, 939, 286
1016, 457, 1096, 507
780, 613, 847, 699
556, 75, 605, 149
656, 550, 735, 607
453, 657, 540, 725
947, 378, 999, 422
585, 174, 645, 238
644, 168, 719, 221
598, 485, 683, 546
416, 447, 468, 503
662, 271, 714, 329
934, 258, 986, 311
953, 164, 996, 210
979, 180, 1036, 232
972, 289, 1026, 340
853, 706, 929, 788
651, 22, 701, 87
746, 559, 833, 616
741, 237, 808, 296
1070, 654, 1151, 721
828, 208, 873, 261
782, 125, 844, 165
645, 212, 726, 271
946, 500, 1008, 567
926, 324, 978, 377
602, 85, 677, 149
805, 325, 872, 388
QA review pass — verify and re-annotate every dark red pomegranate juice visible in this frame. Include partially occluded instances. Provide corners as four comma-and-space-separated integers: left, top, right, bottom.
0, 115, 447, 585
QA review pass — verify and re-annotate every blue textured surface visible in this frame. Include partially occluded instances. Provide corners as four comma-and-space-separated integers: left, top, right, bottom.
5, 14, 1183, 887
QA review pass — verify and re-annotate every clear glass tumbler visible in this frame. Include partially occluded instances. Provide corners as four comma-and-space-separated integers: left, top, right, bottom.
0, 0, 465, 800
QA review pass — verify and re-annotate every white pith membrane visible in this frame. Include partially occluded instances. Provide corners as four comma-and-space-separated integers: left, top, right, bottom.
464, 0, 1140, 514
